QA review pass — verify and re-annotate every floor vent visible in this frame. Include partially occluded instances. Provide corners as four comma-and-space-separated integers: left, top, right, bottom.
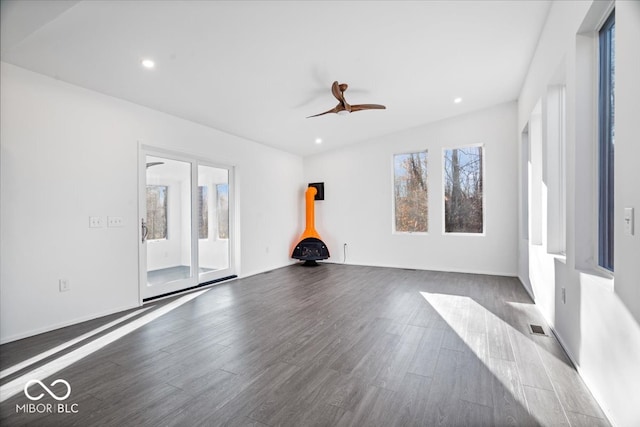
529, 324, 547, 336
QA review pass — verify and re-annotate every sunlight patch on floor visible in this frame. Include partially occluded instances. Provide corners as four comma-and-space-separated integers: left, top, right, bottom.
0, 288, 209, 403
0, 307, 152, 380
419, 291, 550, 425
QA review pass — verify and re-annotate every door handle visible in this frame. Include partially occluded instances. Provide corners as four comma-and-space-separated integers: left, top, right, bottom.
141, 218, 148, 243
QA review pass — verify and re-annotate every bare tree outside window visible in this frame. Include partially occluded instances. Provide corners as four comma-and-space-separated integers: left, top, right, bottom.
198, 186, 208, 239
394, 152, 428, 232
444, 146, 483, 233
216, 183, 229, 239
146, 185, 168, 240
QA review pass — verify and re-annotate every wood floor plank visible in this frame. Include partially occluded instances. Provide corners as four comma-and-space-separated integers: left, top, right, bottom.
467, 299, 488, 334
202, 362, 300, 425
488, 357, 539, 427
459, 332, 494, 408
262, 366, 342, 426
565, 411, 611, 427
318, 371, 370, 412
507, 325, 554, 390
248, 362, 337, 425
327, 317, 393, 374
407, 326, 444, 378
388, 372, 433, 427
349, 330, 401, 382
421, 348, 464, 426
534, 336, 609, 420
457, 399, 494, 427
91, 382, 191, 427
373, 324, 425, 391
486, 309, 516, 362
291, 403, 349, 427
523, 385, 570, 426
347, 385, 397, 427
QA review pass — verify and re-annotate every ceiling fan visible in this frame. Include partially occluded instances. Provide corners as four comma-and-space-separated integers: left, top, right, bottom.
307, 81, 386, 118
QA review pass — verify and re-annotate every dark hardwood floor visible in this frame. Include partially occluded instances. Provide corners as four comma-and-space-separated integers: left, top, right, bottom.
0, 264, 609, 426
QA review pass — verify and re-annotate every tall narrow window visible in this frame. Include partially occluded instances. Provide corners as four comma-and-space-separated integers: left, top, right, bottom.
598, 11, 615, 271
520, 127, 529, 240
444, 146, 484, 233
146, 185, 168, 240
216, 183, 229, 239
198, 186, 208, 239
546, 85, 567, 254
393, 151, 428, 233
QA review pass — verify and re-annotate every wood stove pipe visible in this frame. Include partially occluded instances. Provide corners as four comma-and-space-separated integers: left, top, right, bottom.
300, 186, 321, 240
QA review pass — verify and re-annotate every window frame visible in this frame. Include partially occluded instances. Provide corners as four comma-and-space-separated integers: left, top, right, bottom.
442, 143, 485, 236
392, 150, 429, 234
597, 10, 615, 272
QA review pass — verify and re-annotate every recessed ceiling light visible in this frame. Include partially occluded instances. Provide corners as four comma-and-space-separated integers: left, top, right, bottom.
315, 138, 322, 144
141, 59, 155, 69
454, 97, 462, 104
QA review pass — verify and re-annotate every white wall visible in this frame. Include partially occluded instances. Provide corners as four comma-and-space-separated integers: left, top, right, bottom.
0, 62, 302, 343
304, 102, 518, 276
517, 1, 640, 426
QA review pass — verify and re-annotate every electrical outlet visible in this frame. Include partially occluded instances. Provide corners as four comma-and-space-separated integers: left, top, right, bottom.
89, 216, 104, 228
108, 216, 124, 227
59, 279, 70, 292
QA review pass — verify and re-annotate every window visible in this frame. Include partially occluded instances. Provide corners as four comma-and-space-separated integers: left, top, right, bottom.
146, 185, 168, 240
528, 103, 543, 245
198, 186, 208, 239
216, 183, 229, 239
393, 151, 428, 233
520, 127, 529, 240
546, 85, 567, 254
598, 10, 615, 271
444, 146, 484, 233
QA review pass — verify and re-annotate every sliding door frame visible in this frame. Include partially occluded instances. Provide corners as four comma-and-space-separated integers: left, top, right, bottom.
138, 143, 236, 303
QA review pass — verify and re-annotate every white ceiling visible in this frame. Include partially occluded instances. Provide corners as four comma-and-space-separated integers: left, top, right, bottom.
0, 0, 551, 156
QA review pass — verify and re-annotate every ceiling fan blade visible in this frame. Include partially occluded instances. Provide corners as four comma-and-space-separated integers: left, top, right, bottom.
306, 104, 342, 118
331, 81, 346, 104
350, 104, 386, 112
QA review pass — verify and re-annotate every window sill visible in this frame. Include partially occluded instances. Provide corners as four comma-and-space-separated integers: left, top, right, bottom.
443, 232, 485, 237
549, 252, 567, 264
393, 231, 429, 236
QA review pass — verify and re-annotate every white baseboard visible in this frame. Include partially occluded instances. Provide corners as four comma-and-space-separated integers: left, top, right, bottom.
548, 325, 617, 427
323, 260, 517, 278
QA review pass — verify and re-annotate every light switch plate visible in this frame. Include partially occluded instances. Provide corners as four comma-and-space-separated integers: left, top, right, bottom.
624, 207, 634, 236
108, 216, 124, 227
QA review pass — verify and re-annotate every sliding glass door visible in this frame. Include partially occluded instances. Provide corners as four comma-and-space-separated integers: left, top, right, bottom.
197, 164, 231, 283
139, 147, 234, 300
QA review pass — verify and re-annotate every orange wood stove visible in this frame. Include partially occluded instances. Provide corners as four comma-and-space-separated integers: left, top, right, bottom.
291, 186, 330, 266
